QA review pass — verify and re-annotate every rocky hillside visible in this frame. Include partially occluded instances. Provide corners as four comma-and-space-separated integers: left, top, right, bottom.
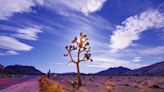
126, 61, 164, 76
96, 66, 131, 75
0, 65, 44, 75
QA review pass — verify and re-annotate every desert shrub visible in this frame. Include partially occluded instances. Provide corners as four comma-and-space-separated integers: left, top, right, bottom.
149, 84, 160, 88
15, 74, 23, 77
8, 74, 15, 78
39, 76, 64, 92
92, 76, 96, 79
0, 74, 24, 79
70, 80, 77, 90
134, 85, 138, 88
136, 81, 141, 83
106, 81, 114, 92
124, 84, 129, 86
108, 76, 112, 79
89, 77, 94, 82
144, 80, 160, 88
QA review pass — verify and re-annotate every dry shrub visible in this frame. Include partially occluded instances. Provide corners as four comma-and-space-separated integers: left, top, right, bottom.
149, 84, 160, 88
143, 80, 160, 88
106, 80, 114, 92
92, 76, 96, 79
124, 84, 129, 86
128, 77, 131, 80
70, 80, 77, 92
134, 85, 138, 88
89, 77, 94, 82
39, 76, 64, 92
78, 86, 89, 92
136, 81, 141, 83
108, 76, 112, 79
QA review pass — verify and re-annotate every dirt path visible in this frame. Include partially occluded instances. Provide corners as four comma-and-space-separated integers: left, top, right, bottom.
0, 77, 40, 92
0, 76, 38, 89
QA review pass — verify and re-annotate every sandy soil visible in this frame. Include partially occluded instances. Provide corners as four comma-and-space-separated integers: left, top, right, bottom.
0, 77, 39, 92
0, 76, 37, 89
52, 75, 164, 92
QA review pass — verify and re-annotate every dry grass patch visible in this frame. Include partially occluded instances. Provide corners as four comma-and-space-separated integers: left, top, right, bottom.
39, 76, 65, 92
106, 80, 115, 92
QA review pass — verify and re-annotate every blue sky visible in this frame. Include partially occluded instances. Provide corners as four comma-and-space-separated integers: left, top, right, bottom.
0, 0, 164, 73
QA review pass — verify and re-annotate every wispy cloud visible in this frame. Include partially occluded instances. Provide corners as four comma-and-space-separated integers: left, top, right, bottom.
34, 0, 44, 6
44, 0, 106, 15
0, 35, 33, 51
0, 0, 43, 20
86, 57, 146, 69
0, 0, 106, 20
6, 50, 19, 55
140, 46, 164, 55
35, 1, 112, 48
0, 0, 109, 56
132, 56, 142, 62
109, 9, 164, 52
13, 26, 43, 41
0, 25, 43, 56
0, 50, 19, 56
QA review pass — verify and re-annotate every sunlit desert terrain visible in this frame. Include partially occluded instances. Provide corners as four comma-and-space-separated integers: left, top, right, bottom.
51, 75, 164, 92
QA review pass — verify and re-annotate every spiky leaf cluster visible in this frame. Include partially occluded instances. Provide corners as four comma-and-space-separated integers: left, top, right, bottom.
64, 32, 93, 64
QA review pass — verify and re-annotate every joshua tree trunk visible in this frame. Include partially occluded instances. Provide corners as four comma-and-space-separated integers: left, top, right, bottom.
76, 63, 82, 86
47, 69, 51, 79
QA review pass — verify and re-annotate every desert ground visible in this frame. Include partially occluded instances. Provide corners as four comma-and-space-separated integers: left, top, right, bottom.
0, 76, 39, 92
0, 75, 164, 92
52, 75, 164, 92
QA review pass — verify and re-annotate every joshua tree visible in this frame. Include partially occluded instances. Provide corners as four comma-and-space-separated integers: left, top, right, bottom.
47, 69, 51, 79
64, 32, 93, 86
0, 64, 4, 72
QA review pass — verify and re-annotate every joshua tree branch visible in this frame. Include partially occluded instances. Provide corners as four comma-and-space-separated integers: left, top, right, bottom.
80, 57, 87, 62
66, 49, 77, 64
75, 41, 79, 46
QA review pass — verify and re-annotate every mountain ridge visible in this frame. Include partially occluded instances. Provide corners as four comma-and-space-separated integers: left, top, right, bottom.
96, 66, 132, 75
1, 61, 163, 76
0, 65, 44, 75
125, 61, 164, 76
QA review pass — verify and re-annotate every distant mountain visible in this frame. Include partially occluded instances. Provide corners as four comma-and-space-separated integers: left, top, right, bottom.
0, 65, 44, 75
59, 72, 77, 75
126, 61, 164, 76
55, 72, 86, 76
96, 66, 131, 75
